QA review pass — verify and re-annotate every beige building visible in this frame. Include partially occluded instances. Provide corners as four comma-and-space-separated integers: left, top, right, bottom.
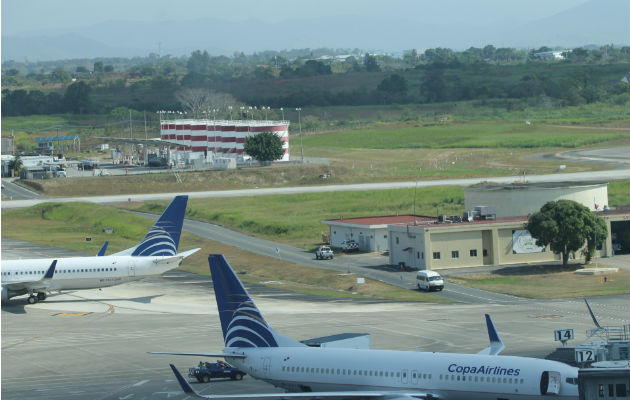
388, 211, 629, 270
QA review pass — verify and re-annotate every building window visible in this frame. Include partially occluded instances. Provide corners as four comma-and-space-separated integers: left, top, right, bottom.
421, 252, 424, 259
598, 384, 604, 397
483, 249, 488, 257
616, 384, 627, 397
396, 237, 399, 244
433, 252, 440, 259
451, 251, 459, 259
417, 252, 420, 259
470, 249, 477, 257
608, 384, 614, 397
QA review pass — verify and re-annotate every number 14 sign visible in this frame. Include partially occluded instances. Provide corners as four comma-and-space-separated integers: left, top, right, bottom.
554, 328, 574, 343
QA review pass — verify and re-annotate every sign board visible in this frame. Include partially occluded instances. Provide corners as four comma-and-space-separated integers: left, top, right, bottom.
512, 230, 545, 253
554, 328, 574, 342
575, 348, 596, 363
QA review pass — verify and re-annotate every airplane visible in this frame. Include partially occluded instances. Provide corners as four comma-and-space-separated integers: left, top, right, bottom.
1, 195, 199, 304
157, 254, 579, 400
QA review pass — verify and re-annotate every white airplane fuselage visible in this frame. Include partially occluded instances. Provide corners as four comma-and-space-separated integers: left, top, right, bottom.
224, 347, 578, 400
1, 255, 182, 297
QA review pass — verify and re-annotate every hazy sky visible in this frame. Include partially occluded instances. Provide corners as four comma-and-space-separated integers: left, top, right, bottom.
2, 0, 590, 35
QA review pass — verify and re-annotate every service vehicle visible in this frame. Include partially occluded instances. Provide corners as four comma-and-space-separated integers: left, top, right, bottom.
315, 245, 334, 260
188, 360, 245, 383
416, 270, 444, 291
340, 240, 359, 252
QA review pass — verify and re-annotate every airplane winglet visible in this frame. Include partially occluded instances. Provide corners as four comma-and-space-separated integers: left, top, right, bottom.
43, 260, 57, 280
170, 364, 200, 396
97, 242, 109, 256
477, 314, 505, 355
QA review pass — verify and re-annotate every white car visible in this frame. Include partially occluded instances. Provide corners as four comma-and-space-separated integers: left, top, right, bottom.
416, 270, 444, 291
315, 246, 334, 260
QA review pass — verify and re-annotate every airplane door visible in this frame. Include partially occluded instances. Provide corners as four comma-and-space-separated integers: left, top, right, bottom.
401, 369, 409, 384
411, 370, 419, 385
540, 371, 561, 395
128, 261, 135, 277
262, 357, 271, 378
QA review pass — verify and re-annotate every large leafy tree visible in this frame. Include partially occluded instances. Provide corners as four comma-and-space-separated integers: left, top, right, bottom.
244, 131, 284, 165
63, 81, 91, 114
526, 200, 607, 266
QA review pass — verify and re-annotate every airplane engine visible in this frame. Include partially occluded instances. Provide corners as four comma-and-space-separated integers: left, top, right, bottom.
1, 286, 26, 303
1, 286, 9, 303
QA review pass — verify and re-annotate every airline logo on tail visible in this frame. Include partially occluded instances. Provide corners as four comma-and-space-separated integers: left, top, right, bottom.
130, 196, 187, 257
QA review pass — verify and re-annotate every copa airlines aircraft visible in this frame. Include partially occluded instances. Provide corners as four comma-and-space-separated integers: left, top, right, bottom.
161, 254, 578, 400
1, 195, 199, 304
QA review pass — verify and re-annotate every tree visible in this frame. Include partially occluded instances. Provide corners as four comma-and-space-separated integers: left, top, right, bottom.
526, 200, 607, 266
243, 131, 284, 165
63, 81, 91, 114
377, 74, 408, 96
175, 88, 237, 119
363, 53, 380, 72
7, 156, 22, 177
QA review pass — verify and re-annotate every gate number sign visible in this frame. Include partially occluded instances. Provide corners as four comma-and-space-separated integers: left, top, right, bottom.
575, 348, 596, 363
554, 329, 574, 342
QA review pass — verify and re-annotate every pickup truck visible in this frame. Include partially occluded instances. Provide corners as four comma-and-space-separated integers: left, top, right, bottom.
315, 245, 334, 260
341, 240, 359, 252
188, 360, 245, 383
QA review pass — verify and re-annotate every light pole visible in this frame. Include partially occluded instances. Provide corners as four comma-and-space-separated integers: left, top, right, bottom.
228, 106, 233, 121
280, 107, 284, 121
296, 107, 303, 163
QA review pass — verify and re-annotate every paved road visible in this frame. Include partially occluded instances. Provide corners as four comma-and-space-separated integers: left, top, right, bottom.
3, 167, 630, 209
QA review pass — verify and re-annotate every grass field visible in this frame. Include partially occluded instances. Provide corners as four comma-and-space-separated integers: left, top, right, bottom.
0, 202, 449, 302
448, 264, 629, 298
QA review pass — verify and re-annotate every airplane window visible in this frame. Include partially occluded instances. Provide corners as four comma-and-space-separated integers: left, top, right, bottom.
379, 371, 383, 377
396, 372, 400, 377
301, 367, 305, 373
520, 379, 524, 384
474, 376, 478, 382
457, 376, 460, 381
326, 368, 330, 374
281, 366, 285, 371
337, 369, 340, 375
291, 366, 295, 372
503, 377, 507, 383
462, 376, 466, 381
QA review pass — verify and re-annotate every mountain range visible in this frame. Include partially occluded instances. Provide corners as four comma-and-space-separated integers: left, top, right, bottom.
2, 0, 628, 62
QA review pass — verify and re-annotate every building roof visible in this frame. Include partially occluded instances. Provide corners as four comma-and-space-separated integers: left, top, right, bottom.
36, 136, 79, 142
323, 215, 436, 228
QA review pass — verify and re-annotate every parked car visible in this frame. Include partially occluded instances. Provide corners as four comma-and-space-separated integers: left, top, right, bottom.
316, 245, 334, 260
341, 240, 359, 252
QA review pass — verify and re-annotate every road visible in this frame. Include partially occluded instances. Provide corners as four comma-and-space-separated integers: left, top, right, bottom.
3, 167, 629, 209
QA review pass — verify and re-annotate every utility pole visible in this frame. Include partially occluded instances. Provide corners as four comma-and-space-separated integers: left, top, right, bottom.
296, 108, 303, 163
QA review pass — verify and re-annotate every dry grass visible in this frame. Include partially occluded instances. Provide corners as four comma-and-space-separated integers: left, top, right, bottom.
447, 263, 629, 298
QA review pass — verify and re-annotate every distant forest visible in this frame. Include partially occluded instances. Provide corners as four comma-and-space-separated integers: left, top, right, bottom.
2, 45, 629, 117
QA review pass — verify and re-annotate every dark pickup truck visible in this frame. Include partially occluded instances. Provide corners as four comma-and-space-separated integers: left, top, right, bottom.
188, 360, 246, 383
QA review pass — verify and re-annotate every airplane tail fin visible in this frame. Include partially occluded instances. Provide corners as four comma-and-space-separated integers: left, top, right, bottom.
209, 254, 305, 349
477, 314, 505, 355
115, 196, 188, 257
97, 241, 109, 256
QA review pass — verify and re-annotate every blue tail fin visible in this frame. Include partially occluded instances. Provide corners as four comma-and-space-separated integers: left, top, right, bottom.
209, 254, 305, 348
130, 196, 188, 256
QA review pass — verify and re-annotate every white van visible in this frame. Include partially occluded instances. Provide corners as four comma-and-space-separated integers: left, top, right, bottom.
416, 270, 444, 291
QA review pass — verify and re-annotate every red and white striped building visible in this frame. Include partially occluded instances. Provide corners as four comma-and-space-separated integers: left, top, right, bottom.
160, 119, 290, 164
